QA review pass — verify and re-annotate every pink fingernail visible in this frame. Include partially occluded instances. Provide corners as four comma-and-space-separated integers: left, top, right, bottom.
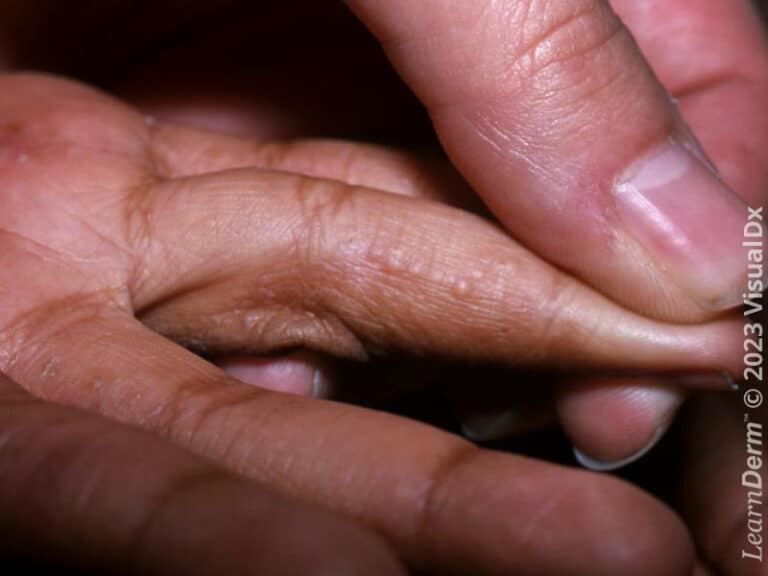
220, 357, 321, 397
614, 139, 751, 311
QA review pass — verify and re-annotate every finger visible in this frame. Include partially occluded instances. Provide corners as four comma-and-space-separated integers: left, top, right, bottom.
150, 123, 482, 209
430, 368, 557, 442
0, 370, 403, 575
679, 392, 766, 576
344, 0, 752, 321
129, 168, 741, 375
449, 373, 727, 469
610, 0, 768, 204
5, 309, 696, 575
560, 373, 734, 470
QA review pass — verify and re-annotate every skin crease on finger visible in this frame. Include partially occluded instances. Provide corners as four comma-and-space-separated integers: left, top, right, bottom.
0, 72, 714, 576
117, 33, 752, 463
0, 12, 756, 576
0, 70, 743, 488
0, 67, 743, 467
0, 2, 760, 572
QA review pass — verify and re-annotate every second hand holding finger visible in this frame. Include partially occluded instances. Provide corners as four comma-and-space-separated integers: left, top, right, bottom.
345, 0, 752, 321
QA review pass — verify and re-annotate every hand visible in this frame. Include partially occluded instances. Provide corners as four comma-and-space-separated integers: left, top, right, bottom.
0, 2, 760, 572
0, 72, 736, 575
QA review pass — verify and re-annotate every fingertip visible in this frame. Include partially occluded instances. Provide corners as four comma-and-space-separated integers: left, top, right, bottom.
558, 380, 684, 467
424, 449, 694, 575
217, 352, 334, 399
582, 474, 696, 576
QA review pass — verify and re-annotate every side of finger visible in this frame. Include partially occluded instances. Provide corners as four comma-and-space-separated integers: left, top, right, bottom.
129, 168, 741, 374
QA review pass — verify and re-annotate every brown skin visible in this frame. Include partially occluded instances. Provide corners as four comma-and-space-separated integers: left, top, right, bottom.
0, 0, 764, 574
680, 390, 768, 576
0, 372, 405, 575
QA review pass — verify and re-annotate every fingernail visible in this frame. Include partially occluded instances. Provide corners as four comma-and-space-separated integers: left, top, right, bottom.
614, 138, 749, 311
573, 387, 682, 472
678, 371, 738, 391
311, 367, 333, 399
221, 356, 321, 397
574, 427, 666, 472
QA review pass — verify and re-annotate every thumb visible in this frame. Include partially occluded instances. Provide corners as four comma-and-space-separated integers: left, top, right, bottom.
345, 0, 751, 321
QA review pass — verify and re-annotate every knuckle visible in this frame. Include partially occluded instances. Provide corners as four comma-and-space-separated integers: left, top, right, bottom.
288, 175, 422, 350
427, 0, 630, 112
122, 180, 157, 301
121, 467, 222, 568
149, 376, 263, 465
0, 73, 145, 153
511, 0, 626, 88
528, 270, 581, 360
289, 174, 366, 281
413, 441, 480, 542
